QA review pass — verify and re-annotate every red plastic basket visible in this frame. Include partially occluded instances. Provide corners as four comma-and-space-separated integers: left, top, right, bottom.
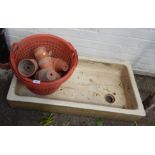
10, 34, 78, 95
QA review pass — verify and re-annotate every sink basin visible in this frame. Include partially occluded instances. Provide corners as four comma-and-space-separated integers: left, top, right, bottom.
7, 57, 146, 121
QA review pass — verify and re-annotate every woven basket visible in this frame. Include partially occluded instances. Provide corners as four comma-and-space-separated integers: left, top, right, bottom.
10, 34, 78, 95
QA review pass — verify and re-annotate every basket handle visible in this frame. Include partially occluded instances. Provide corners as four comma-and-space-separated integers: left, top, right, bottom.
67, 42, 76, 56
67, 42, 78, 67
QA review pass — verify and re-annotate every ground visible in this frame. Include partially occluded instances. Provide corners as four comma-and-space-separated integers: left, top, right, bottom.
0, 69, 155, 126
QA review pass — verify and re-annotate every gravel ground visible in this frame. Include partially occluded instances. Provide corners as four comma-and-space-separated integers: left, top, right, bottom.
0, 69, 155, 126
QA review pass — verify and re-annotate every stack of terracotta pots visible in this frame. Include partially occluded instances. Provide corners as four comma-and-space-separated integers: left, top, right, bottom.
18, 46, 69, 82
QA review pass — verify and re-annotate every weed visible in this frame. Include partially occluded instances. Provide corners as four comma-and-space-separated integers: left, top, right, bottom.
40, 113, 54, 126
96, 119, 104, 126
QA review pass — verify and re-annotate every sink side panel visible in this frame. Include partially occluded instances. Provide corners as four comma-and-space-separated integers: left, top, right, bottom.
121, 66, 138, 109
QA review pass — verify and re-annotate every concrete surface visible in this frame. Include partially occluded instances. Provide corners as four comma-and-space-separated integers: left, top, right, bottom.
0, 69, 155, 126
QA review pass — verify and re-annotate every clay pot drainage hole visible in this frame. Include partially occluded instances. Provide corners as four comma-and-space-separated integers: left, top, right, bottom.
25, 66, 30, 71
105, 94, 115, 103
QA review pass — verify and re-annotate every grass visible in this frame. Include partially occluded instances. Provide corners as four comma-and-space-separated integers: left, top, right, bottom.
95, 118, 104, 126
40, 113, 54, 126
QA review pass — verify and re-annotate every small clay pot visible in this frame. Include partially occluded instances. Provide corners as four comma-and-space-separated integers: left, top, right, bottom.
36, 68, 61, 82
51, 58, 69, 72
34, 46, 49, 61
38, 57, 69, 73
38, 57, 52, 69
18, 59, 38, 77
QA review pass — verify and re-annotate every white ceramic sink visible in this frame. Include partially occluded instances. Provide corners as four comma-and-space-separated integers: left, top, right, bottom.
7, 57, 146, 121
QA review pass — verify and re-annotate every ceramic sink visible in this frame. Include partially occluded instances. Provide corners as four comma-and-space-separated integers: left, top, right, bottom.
7, 57, 146, 121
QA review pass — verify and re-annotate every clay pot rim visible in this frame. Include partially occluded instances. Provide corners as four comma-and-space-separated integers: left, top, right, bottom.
18, 59, 38, 77
36, 68, 60, 82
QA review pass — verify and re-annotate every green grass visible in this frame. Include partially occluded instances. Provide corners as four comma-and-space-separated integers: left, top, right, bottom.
40, 113, 54, 126
95, 119, 104, 126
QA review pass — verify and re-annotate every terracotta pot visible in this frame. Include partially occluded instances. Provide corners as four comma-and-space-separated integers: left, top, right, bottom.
36, 68, 61, 82
49, 51, 53, 56
51, 58, 69, 72
38, 56, 69, 73
38, 57, 52, 69
34, 46, 49, 61
18, 59, 38, 77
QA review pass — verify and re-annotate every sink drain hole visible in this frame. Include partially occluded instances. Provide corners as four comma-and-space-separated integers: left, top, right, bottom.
105, 94, 115, 103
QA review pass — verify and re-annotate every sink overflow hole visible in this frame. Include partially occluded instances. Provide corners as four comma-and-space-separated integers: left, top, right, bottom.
105, 94, 115, 103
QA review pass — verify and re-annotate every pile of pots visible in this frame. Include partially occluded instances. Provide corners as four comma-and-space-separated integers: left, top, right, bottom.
18, 46, 69, 82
